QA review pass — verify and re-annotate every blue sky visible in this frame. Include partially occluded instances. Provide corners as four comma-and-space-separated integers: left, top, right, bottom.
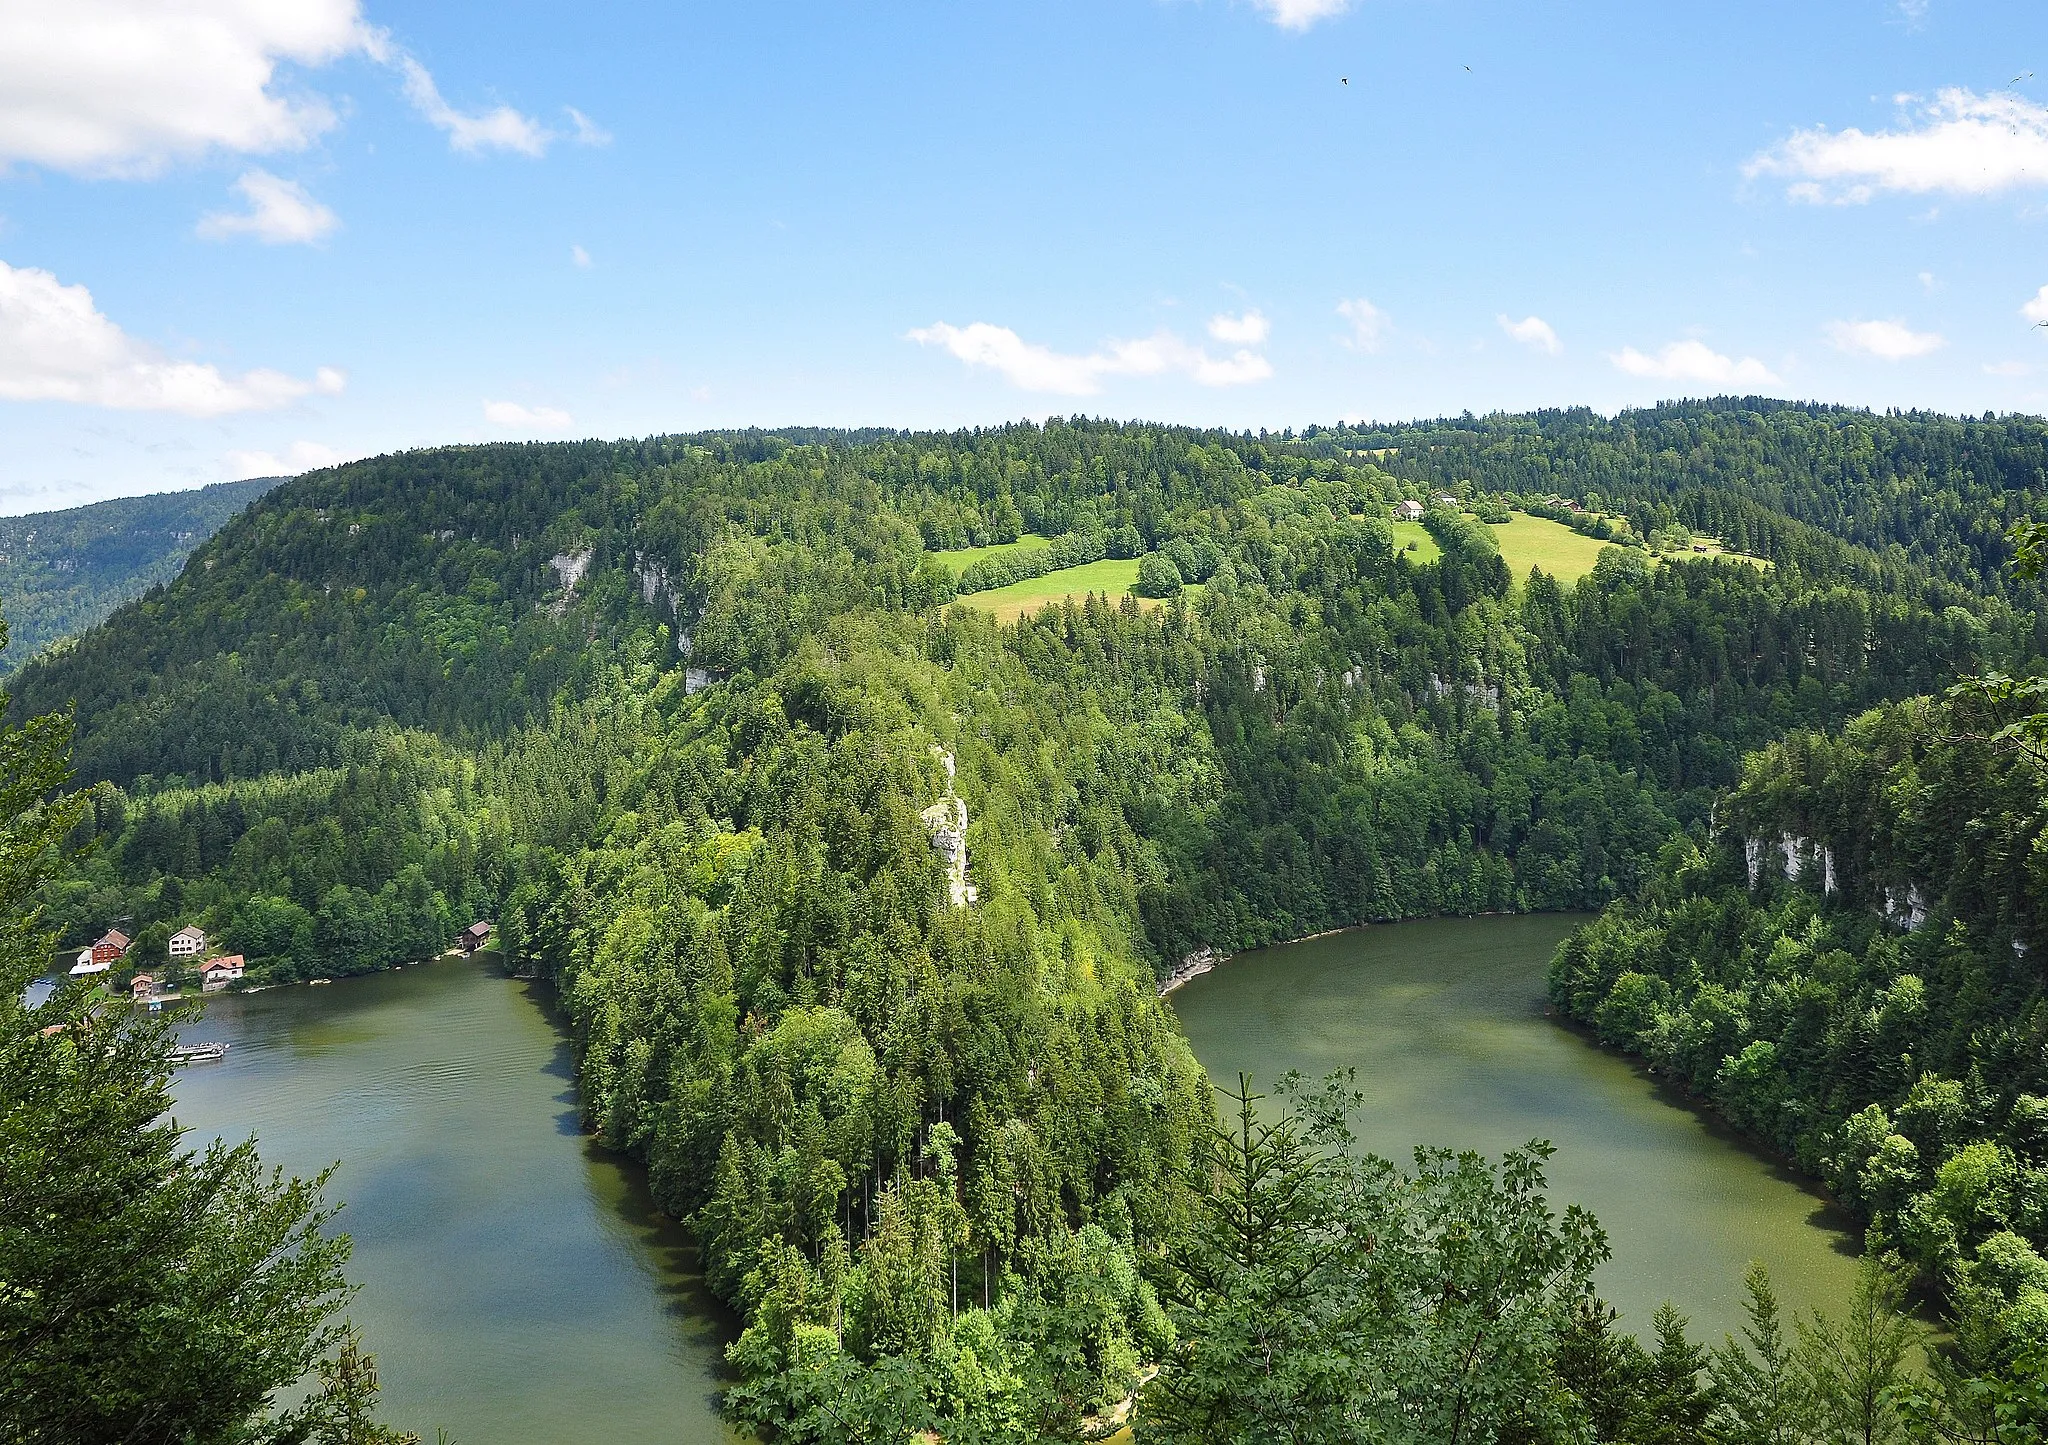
0, 0, 2044, 509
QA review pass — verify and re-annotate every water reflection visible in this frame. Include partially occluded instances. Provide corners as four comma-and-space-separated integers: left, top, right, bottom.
165, 958, 742, 1445
1170, 914, 1865, 1340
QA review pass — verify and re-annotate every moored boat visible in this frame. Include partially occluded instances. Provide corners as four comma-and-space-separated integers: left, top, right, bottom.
169, 1041, 230, 1064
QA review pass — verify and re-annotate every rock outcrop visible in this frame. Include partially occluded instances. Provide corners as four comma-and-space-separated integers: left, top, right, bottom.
921, 748, 977, 908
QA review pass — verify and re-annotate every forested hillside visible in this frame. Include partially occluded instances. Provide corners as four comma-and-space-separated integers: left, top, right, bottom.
21, 410, 2048, 1437
0, 476, 276, 676
1336, 401, 2048, 593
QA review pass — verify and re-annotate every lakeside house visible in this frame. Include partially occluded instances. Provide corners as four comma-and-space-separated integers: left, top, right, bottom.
69, 947, 110, 977
457, 921, 492, 956
199, 955, 245, 992
1393, 499, 1425, 522
92, 929, 130, 965
169, 925, 206, 959
130, 974, 158, 1001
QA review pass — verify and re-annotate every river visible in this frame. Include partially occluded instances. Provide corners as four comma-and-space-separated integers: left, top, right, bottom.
163, 957, 740, 1445
131, 914, 1866, 1440
1168, 914, 1866, 1341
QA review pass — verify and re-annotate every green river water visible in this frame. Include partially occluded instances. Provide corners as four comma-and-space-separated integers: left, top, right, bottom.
150, 915, 1864, 1442
165, 958, 741, 1445
1169, 915, 1866, 1340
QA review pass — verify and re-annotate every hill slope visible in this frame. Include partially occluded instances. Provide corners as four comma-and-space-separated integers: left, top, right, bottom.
18, 412, 2047, 1435
0, 476, 278, 674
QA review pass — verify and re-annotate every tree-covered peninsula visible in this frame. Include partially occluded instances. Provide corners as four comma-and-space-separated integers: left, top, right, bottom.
11, 403, 2048, 1440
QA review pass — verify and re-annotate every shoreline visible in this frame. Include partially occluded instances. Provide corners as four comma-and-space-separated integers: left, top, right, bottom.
1155, 911, 1573, 998
1156, 923, 1364, 997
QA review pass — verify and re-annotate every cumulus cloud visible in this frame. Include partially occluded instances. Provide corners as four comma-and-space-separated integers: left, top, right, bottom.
1335, 297, 1388, 352
0, 0, 361, 176
1826, 318, 1945, 360
906, 320, 1271, 395
571, 243, 592, 268
1747, 88, 2048, 202
0, 259, 343, 415
226, 439, 347, 477
1498, 314, 1562, 355
2023, 284, 2048, 325
1610, 339, 1779, 386
197, 169, 338, 244
0, 1, 565, 175
1208, 310, 1270, 345
483, 399, 573, 430
1251, 0, 1352, 30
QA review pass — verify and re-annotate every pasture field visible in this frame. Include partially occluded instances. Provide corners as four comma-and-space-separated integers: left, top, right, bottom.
929, 533, 1054, 574
1389, 521, 1443, 566
953, 557, 1149, 621
1485, 513, 1615, 583
1395, 511, 1766, 584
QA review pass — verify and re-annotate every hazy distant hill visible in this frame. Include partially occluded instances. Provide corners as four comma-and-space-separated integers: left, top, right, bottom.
0, 476, 279, 674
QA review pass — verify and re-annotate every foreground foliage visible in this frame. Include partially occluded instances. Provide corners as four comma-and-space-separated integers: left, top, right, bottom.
0, 616, 412, 1445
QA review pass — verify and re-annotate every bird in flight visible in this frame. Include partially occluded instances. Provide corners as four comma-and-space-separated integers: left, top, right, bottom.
1341, 77, 1348, 84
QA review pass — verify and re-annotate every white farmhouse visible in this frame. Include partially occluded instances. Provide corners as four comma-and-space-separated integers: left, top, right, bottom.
169, 925, 206, 959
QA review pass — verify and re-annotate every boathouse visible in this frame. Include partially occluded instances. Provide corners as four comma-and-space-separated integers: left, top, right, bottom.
458, 921, 492, 955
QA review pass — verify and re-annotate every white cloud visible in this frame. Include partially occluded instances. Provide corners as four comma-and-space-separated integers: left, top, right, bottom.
1207, 310, 1269, 345
0, 2, 562, 175
1610, 339, 1779, 386
571, 243, 592, 269
226, 439, 346, 477
1985, 361, 2032, 377
906, 320, 1271, 395
483, 399, 573, 430
1251, 0, 1351, 30
1335, 297, 1388, 351
197, 169, 338, 244
565, 107, 610, 146
1498, 314, 1562, 355
2023, 284, 2048, 324
0, 0, 363, 177
1826, 318, 1945, 360
1747, 88, 2048, 202
0, 258, 343, 415
383, 48, 550, 157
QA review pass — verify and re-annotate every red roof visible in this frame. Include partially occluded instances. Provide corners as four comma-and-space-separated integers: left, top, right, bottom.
200, 955, 245, 971
99, 929, 130, 949
464, 921, 492, 938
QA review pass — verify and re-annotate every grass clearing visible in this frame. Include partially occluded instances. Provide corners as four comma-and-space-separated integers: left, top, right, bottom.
1397, 511, 1639, 584
929, 533, 1055, 575
1486, 513, 1617, 584
1390, 521, 1442, 566
953, 557, 1178, 622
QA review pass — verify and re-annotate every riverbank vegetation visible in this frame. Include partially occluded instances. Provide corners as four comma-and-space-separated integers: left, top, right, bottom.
0, 625, 420, 1444
11, 406, 2048, 1438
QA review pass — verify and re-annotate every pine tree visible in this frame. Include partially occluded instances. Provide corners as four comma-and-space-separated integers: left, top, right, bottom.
1710, 1263, 1801, 1445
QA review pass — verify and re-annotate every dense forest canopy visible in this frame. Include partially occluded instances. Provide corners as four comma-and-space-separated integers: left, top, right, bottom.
17, 403, 2048, 1439
0, 476, 277, 677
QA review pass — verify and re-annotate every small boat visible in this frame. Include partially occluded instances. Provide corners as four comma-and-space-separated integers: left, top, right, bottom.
308, 978, 333, 986
170, 1041, 230, 1064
